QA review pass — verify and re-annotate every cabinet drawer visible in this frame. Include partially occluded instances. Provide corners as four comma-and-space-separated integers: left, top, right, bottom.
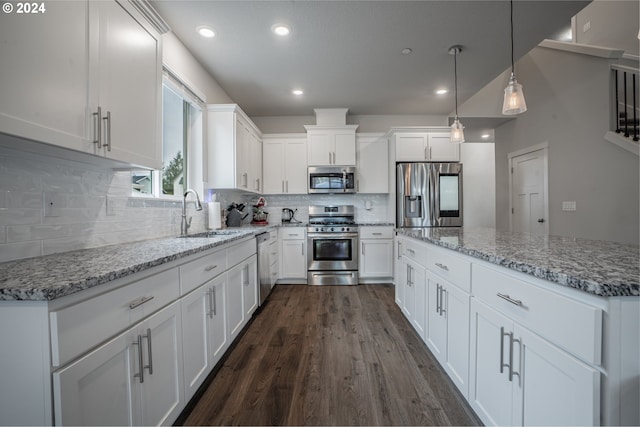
399, 237, 427, 266
360, 226, 394, 239
426, 246, 471, 292
472, 264, 602, 365
180, 248, 227, 295
228, 238, 256, 267
281, 228, 305, 239
50, 267, 180, 367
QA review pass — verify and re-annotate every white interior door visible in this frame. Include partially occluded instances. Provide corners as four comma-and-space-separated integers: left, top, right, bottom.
509, 146, 548, 235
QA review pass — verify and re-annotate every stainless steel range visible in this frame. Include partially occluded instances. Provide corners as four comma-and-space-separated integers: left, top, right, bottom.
307, 205, 358, 286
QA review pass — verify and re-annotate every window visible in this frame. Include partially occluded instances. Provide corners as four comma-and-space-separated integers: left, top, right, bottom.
132, 72, 204, 198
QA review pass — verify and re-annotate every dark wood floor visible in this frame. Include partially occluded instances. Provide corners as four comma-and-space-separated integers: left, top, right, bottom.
179, 284, 481, 426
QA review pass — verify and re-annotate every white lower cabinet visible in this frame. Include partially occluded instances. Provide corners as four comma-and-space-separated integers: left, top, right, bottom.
359, 226, 394, 281
469, 298, 600, 426
227, 255, 257, 341
280, 228, 307, 281
242, 257, 258, 318
425, 271, 470, 397
53, 301, 184, 426
181, 274, 227, 401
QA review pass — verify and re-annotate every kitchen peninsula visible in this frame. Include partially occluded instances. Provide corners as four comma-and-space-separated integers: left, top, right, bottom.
394, 226, 639, 426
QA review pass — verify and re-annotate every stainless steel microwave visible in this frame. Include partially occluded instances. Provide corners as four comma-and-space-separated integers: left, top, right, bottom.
308, 166, 356, 194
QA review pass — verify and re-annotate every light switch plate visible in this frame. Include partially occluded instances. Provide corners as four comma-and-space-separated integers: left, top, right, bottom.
105, 195, 116, 216
43, 191, 61, 217
562, 201, 576, 211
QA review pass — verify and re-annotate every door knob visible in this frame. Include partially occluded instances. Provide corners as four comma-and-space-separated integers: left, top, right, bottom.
537, 218, 545, 223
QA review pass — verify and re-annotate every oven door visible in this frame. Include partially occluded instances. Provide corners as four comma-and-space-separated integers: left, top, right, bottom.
307, 232, 358, 271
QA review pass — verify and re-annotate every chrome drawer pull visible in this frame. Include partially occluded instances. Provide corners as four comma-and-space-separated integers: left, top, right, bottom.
128, 295, 154, 310
500, 327, 509, 375
372, 232, 383, 236
407, 248, 415, 255
143, 328, 153, 375
497, 293, 523, 306
205, 264, 218, 272
435, 262, 449, 271
133, 334, 144, 383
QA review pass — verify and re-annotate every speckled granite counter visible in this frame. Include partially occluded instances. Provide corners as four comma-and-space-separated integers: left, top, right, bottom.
357, 222, 395, 226
0, 226, 274, 302
396, 227, 639, 297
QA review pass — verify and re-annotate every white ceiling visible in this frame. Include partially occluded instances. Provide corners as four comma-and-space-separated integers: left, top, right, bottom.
151, 1, 589, 118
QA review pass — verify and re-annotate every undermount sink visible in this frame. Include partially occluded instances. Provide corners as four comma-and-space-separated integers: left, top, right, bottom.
180, 229, 245, 238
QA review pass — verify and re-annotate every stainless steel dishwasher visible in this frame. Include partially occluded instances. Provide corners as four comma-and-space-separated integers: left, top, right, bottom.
256, 231, 272, 306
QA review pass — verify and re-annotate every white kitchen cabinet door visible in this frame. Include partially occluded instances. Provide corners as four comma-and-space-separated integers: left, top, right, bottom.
53, 301, 183, 427
242, 256, 258, 318
357, 135, 389, 193
394, 238, 405, 307
249, 132, 263, 193
226, 264, 246, 341
91, 0, 162, 169
428, 133, 459, 161
262, 135, 307, 194
306, 126, 357, 166
395, 133, 428, 161
209, 275, 228, 364
426, 273, 447, 360
401, 258, 415, 320
359, 239, 393, 278
443, 281, 470, 397
280, 238, 307, 280
138, 301, 184, 426
411, 262, 427, 340
0, 1, 91, 152
469, 298, 514, 427
53, 328, 137, 426
180, 285, 213, 401
513, 325, 600, 427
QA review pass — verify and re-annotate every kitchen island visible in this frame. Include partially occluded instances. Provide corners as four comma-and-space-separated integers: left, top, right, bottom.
394, 226, 639, 426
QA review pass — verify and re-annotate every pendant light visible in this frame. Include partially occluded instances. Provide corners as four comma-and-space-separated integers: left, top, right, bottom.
449, 45, 465, 143
502, 0, 527, 115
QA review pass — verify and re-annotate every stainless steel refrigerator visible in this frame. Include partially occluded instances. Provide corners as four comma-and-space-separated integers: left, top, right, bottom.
396, 162, 463, 227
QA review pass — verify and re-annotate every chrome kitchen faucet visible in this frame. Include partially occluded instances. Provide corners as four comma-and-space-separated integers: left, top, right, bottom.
181, 189, 203, 236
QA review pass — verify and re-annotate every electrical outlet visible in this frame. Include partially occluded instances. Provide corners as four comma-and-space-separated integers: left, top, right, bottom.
562, 201, 576, 211
105, 195, 116, 216
43, 191, 61, 217
583, 21, 591, 33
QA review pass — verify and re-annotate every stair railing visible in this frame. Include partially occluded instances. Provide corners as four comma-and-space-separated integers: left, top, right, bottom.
611, 64, 639, 142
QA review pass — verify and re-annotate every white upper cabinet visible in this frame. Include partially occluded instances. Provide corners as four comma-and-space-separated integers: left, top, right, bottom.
305, 125, 358, 166
394, 129, 459, 162
0, 0, 164, 169
262, 134, 308, 194
356, 133, 389, 193
207, 104, 263, 193
90, 1, 163, 169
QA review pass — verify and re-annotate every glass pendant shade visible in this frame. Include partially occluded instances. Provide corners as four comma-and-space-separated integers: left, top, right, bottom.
450, 117, 465, 143
502, 72, 527, 115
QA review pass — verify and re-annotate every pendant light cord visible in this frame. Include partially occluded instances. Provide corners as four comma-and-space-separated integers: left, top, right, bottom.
510, 0, 515, 73
454, 49, 459, 117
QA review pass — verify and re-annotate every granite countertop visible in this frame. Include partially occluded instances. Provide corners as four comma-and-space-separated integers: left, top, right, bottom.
0, 226, 274, 302
396, 227, 639, 297
357, 222, 395, 226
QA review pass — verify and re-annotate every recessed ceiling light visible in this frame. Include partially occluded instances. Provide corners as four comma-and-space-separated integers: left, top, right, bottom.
481, 133, 491, 139
272, 24, 291, 36
292, 89, 304, 96
401, 48, 412, 55
196, 26, 215, 38
436, 89, 448, 95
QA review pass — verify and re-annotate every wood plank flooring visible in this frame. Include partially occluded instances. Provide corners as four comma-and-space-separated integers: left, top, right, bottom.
178, 284, 481, 426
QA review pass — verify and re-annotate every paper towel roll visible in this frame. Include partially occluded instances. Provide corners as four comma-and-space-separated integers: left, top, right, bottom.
208, 202, 222, 230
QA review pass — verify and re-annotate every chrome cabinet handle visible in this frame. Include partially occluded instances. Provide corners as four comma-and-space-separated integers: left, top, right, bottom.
329, 152, 332, 164
93, 106, 102, 146
500, 327, 509, 375
243, 172, 248, 188
436, 284, 441, 314
397, 242, 402, 260
143, 328, 153, 375
205, 264, 218, 272
439, 287, 446, 316
286, 180, 289, 193
407, 248, 415, 255
301, 243, 304, 256
212, 287, 217, 316
424, 146, 428, 160
206, 289, 214, 318
372, 232, 382, 236
102, 111, 111, 151
435, 262, 449, 271
497, 293, 523, 307
282, 180, 285, 193
128, 295, 154, 310
509, 336, 521, 383
133, 334, 144, 383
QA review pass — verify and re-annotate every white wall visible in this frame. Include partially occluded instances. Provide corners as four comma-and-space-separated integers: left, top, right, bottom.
461, 143, 496, 228
490, 46, 639, 244
574, 0, 640, 56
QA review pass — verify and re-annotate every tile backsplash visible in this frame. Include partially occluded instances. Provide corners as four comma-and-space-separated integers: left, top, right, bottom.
0, 146, 393, 263
0, 146, 206, 263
